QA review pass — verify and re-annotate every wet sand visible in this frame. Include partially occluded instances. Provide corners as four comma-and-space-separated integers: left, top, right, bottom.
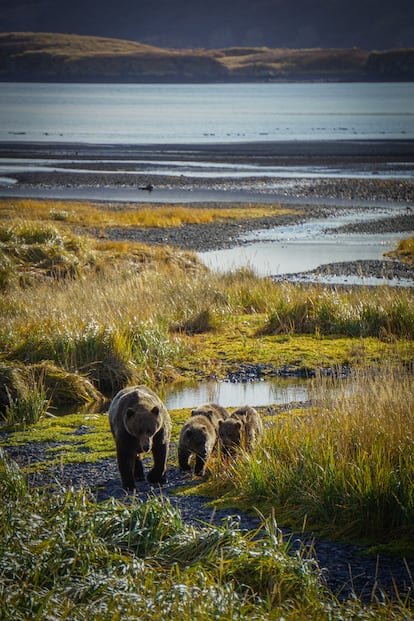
1, 138, 414, 160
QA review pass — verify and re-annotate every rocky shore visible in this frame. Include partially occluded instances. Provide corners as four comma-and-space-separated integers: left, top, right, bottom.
1, 140, 413, 285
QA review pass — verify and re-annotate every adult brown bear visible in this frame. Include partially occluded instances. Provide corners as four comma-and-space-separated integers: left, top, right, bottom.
109, 385, 171, 490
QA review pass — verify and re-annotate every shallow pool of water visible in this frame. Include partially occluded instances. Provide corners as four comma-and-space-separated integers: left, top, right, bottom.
164, 377, 309, 410
199, 233, 406, 277
199, 207, 410, 280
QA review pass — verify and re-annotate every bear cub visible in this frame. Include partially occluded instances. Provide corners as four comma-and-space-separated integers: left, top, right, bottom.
178, 403, 229, 476
219, 405, 263, 454
109, 385, 171, 490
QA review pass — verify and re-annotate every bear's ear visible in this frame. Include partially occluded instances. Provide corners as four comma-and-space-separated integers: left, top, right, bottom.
151, 406, 160, 416
236, 420, 243, 429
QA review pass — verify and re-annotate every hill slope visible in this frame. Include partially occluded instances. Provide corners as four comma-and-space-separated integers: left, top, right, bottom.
0, 32, 413, 82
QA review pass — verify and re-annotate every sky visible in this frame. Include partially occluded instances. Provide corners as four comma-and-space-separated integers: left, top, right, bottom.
0, 0, 413, 50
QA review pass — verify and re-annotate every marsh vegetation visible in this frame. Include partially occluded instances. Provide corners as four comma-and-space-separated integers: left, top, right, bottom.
1, 199, 413, 618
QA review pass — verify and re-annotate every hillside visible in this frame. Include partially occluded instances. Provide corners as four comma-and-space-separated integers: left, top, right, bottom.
0, 32, 413, 82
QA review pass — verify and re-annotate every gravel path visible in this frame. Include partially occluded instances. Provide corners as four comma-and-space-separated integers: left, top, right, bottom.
3, 438, 414, 604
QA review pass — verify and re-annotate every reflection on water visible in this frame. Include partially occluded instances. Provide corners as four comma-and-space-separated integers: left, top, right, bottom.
164, 377, 309, 410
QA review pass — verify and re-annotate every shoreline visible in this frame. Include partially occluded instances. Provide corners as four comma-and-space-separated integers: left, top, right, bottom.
2, 138, 414, 161
1, 138, 413, 284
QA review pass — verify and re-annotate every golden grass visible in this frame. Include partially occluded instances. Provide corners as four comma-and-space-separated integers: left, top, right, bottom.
205, 365, 414, 547
0, 199, 289, 230
1, 32, 369, 79
0, 31, 172, 57
386, 235, 414, 265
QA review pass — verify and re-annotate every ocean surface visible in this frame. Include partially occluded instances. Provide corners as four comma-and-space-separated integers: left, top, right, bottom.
1, 81, 414, 144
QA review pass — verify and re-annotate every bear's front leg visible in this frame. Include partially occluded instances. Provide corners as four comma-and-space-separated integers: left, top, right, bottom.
147, 437, 168, 484
194, 455, 207, 476
178, 446, 192, 471
117, 450, 136, 491
134, 455, 145, 481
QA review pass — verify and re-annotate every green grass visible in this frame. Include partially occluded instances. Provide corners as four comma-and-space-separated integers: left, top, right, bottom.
1, 452, 413, 620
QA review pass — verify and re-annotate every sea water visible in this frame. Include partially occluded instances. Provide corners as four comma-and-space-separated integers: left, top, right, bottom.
1, 81, 413, 144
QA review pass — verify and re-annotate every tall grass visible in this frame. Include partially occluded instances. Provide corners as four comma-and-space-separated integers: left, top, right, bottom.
208, 366, 414, 545
4, 378, 50, 427
1, 239, 414, 395
1, 453, 412, 619
0, 453, 323, 620
1, 216, 413, 402
259, 285, 414, 338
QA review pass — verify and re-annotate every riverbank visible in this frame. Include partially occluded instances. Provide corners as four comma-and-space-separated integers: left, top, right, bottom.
1, 168, 414, 607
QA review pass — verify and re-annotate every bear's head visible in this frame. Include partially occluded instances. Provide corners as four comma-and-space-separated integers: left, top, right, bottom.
219, 418, 243, 452
191, 404, 226, 428
184, 421, 214, 459
124, 404, 161, 453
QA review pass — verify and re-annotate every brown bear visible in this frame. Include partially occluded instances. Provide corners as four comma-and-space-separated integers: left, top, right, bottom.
178, 403, 229, 476
219, 405, 263, 454
109, 385, 171, 491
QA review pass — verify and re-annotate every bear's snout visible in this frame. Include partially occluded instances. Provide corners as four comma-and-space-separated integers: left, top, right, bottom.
138, 437, 152, 453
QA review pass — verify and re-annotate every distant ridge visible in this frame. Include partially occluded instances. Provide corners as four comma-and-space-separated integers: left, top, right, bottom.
1, 32, 413, 82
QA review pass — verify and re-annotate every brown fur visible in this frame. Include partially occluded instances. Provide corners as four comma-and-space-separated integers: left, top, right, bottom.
109, 385, 171, 490
219, 405, 263, 454
179, 403, 229, 475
